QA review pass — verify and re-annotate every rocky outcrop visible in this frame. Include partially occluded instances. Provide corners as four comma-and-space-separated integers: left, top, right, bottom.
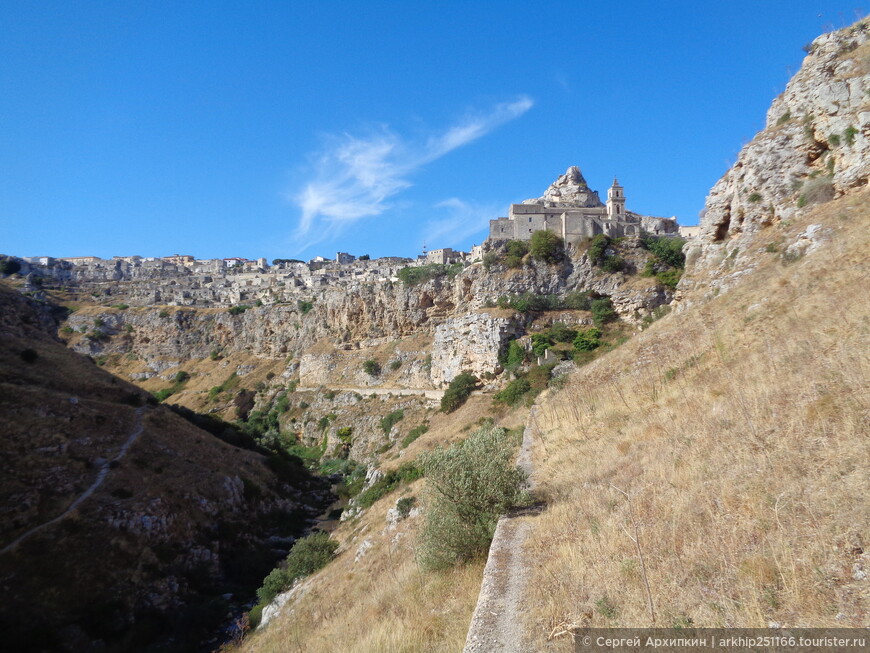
65, 246, 672, 389
683, 19, 870, 293
527, 165, 604, 207
430, 314, 524, 386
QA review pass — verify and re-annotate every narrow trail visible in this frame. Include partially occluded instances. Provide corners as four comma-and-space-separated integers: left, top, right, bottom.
0, 405, 148, 557
463, 406, 539, 653
297, 386, 445, 400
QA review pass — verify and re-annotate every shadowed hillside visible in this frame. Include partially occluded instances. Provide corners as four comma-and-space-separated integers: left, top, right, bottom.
0, 284, 330, 652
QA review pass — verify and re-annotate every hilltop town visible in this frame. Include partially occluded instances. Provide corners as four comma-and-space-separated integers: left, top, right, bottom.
10, 167, 696, 310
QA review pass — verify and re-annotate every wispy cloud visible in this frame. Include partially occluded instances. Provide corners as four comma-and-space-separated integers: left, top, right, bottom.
423, 198, 498, 248
290, 96, 533, 249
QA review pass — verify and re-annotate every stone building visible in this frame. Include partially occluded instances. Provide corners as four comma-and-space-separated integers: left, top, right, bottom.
488, 166, 679, 245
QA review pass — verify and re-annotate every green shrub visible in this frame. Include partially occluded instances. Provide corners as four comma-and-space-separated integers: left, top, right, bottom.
748, 192, 763, 203
501, 339, 525, 367
828, 133, 841, 147
844, 125, 859, 146
380, 409, 404, 434
562, 291, 592, 311
547, 322, 577, 343
209, 349, 222, 361
482, 251, 499, 270
337, 427, 353, 443
112, 303, 129, 310
362, 359, 381, 376
591, 297, 617, 326
297, 299, 314, 314
356, 462, 421, 508
402, 424, 429, 448
396, 496, 417, 518
153, 388, 174, 403
389, 359, 402, 371
86, 329, 109, 342
529, 230, 564, 264
228, 304, 251, 316
587, 233, 610, 265
256, 532, 338, 604
506, 240, 529, 258
418, 425, 527, 570
397, 263, 462, 285
504, 240, 529, 268
573, 327, 602, 351
530, 333, 552, 357
496, 292, 562, 313
494, 378, 531, 406
642, 235, 686, 268
655, 267, 683, 290
600, 255, 625, 273
440, 372, 480, 413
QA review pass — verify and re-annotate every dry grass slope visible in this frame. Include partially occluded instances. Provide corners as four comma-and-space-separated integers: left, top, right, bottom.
235, 398, 528, 653
526, 190, 869, 647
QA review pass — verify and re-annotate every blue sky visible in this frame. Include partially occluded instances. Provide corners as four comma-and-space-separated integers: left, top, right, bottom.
1, 1, 866, 261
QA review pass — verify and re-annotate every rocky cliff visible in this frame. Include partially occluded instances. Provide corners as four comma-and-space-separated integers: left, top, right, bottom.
682, 19, 870, 298
62, 245, 673, 395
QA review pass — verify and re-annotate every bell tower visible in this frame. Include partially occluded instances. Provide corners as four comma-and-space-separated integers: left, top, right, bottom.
606, 178, 625, 219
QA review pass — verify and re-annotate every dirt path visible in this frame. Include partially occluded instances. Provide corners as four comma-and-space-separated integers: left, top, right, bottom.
297, 386, 445, 400
0, 405, 148, 557
462, 406, 539, 653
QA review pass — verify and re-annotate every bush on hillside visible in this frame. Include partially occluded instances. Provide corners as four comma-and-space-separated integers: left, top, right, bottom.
587, 233, 610, 265
255, 532, 339, 604
380, 409, 404, 434
362, 360, 381, 376
494, 378, 532, 406
591, 297, 617, 326
530, 333, 552, 357
573, 327, 602, 351
440, 372, 479, 413
529, 230, 564, 264
548, 322, 577, 343
642, 235, 686, 268
418, 425, 528, 570
397, 263, 463, 285
505, 240, 529, 268
502, 339, 525, 367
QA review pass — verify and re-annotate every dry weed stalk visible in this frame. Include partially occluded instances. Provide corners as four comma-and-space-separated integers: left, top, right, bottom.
609, 483, 656, 625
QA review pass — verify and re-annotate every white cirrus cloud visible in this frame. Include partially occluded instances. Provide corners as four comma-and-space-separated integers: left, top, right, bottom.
423, 198, 499, 249
290, 96, 533, 250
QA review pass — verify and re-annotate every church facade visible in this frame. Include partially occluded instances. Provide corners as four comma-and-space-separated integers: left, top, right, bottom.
488, 166, 679, 245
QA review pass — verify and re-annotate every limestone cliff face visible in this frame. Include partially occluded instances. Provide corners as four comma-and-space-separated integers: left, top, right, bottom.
68, 249, 671, 389
683, 20, 870, 295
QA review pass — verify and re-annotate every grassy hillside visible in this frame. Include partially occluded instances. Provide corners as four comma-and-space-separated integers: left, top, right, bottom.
524, 189, 869, 646
232, 396, 529, 653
